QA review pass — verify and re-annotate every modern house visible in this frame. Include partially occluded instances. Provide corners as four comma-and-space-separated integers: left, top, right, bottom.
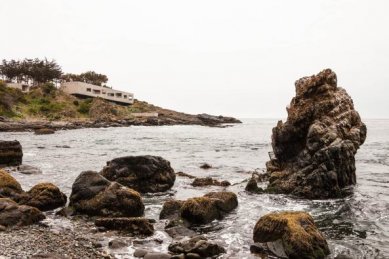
60, 81, 134, 105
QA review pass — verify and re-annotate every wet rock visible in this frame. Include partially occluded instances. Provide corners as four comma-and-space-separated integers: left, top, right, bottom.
0, 169, 23, 200
133, 249, 148, 257
191, 177, 230, 187
0, 140, 23, 167
31, 253, 67, 259
108, 239, 128, 249
180, 191, 238, 224
34, 128, 55, 135
100, 155, 176, 193
253, 211, 330, 259
245, 177, 263, 194
160, 199, 185, 220
95, 217, 154, 236
144, 252, 171, 259
176, 172, 196, 179
199, 163, 212, 169
19, 183, 67, 211
0, 198, 45, 227
69, 171, 144, 217
0, 224, 6, 231
197, 113, 241, 125
168, 235, 226, 258
165, 225, 197, 239
265, 69, 367, 199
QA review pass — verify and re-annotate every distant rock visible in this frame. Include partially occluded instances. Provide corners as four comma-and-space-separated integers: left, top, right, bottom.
0, 198, 45, 227
176, 171, 196, 179
34, 128, 55, 135
191, 177, 230, 187
19, 183, 67, 211
197, 113, 241, 125
0, 140, 23, 167
100, 155, 176, 193
199, 163, 212, 169
69, 171, 144, 217
253, 211, 329, 259
16, 164, 42, 175
265, 69, 367, 199
95, 217, 154, 236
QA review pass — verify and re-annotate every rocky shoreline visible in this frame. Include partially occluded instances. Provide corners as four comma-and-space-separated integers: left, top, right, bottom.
0, 113, 241, 133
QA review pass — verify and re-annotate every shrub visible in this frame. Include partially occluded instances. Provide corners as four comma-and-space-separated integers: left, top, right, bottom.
77, 99, 92, 114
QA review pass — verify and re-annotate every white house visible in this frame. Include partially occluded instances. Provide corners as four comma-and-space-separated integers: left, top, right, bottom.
60, 81, 134, 105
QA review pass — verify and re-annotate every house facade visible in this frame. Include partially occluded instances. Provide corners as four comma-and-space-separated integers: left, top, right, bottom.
60, 81, 134, 105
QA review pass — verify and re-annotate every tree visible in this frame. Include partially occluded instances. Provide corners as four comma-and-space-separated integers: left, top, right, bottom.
61, 71, 109, 86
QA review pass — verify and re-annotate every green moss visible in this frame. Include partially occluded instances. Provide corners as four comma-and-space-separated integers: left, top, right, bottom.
0, 169, 23, 192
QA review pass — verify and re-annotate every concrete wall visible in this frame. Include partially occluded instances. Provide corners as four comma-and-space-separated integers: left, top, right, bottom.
6, 83, 30, 92
60, 81, 134, 105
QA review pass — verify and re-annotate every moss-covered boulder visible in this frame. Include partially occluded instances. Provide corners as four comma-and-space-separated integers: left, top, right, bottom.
0, 169, 23, 200
180, 191, 238, 224
100, 155, 176, 193
19, 183, 67, 211
160, 199, 185, 220
95, 217, 154, 236
253, 211, 330, 259
0, 198, 45, 227
191, 177, 230, 187
0, 140, 23, 166
69, 171, 144, 217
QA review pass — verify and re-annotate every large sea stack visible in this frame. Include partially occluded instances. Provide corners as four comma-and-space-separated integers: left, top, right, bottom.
266, 69, 366, 199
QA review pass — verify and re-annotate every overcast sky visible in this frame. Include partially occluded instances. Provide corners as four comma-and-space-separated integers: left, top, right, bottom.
1, 0, 388, 118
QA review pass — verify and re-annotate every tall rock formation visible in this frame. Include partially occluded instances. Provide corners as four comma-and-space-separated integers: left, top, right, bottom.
266, 69, 366, 199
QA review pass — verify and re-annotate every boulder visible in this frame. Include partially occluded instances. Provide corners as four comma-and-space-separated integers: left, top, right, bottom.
160, 199, 185, 220
191, 177, 230, 187
245, 177, 263, 194
0, 169, 23, 200
0, 198, 45, 227
95, 217, 154, 236
100, 155, 176, 193
168, 235, 226, 258
0, 140, 23, 166
265, 69, 367, 199
253, 211, 329, 259
34, 128, 55, 135
19, 183, 67, 211
69, 171, 144, 217
180, 191, 238, 224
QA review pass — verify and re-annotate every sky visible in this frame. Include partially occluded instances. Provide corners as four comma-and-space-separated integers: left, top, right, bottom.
1, 0, 388, 118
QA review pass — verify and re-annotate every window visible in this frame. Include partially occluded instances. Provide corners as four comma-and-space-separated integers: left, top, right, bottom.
93, 89, 101, 94
86, 88, 91, 92
115, 93, 122, 98
123, 95, 127, 98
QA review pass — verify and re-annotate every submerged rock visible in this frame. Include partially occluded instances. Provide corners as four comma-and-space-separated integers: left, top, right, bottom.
16, 164, 42, 175
180, 191, 238, 224
253, 211, 329, 259
0, 198, 45, 227
199, 163, 212, 169
265, 69, 367, 199
95, 217, 154, 236
168, 235, 226, 258
69, 171, 144, 217
0, 140, 23, 167
19, 183, 67, 211
100, 155, 176, 193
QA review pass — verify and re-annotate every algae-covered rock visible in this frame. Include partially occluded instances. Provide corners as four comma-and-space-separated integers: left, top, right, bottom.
169, 235, 226, 258
0, 169, 23, 200
266, 69, 367, 199
0, 198, 45, 227
19, 183, 67, 211
100, 155, 176, 193
253, 211, 329, 259
180, 191, 238, 224
191, 177, 230, 187
69, 171, 144, 217
95, 217, 154, 236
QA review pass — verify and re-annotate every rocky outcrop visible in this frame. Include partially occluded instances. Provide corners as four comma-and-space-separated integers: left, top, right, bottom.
95, 217, 154, 236
168, 235, 226, 258
265, 69, 367, 199
19, 183, 67, 211
0, 140, 23, 166
100, 155, 176, 193
253, 211, 329, 259
0, 198, 45, 227
197, 113, 241, 125
161, 191, 238, 225
69, 171, 144, 217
